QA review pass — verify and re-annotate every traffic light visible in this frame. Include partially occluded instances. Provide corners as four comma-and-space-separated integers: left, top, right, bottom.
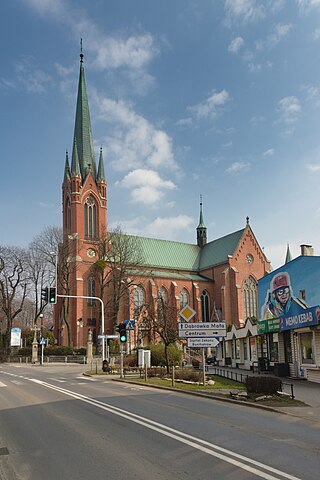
116, 323, 127, 343
41, 287, 48, 304
49, 287, 57, 304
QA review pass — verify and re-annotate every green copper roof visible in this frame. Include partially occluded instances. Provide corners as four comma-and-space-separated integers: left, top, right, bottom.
71, 138, 81, 177
72, 55, 96, 181
63, 151, 70, 183
197, 200, 206, 229
127, 228, 245, 272
198, 228, 245, 269
285, 243, 292, 264
97, 147, 106, 182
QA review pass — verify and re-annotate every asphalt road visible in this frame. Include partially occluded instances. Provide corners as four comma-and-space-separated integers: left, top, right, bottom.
0, 364, 319, 480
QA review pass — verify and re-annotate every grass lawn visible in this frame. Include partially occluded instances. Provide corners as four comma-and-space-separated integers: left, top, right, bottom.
116, 375, 245, 391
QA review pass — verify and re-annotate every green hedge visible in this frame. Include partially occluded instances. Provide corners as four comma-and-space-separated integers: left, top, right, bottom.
246, 376, 282, 395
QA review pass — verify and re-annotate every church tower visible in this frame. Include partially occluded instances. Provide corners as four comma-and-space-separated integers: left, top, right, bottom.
57, 48, 107, 347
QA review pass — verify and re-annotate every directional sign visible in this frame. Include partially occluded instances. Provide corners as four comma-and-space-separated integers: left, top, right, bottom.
124, 319, 135, 330
178, 322, 226, 338
179, 305, 196, 322
188, 338, 220, 348
39, 338, 46, 345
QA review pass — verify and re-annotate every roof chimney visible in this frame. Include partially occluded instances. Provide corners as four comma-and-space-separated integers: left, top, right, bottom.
300, 244, 314, 256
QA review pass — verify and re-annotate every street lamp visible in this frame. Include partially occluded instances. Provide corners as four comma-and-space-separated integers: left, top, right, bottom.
39, 313, 43, 338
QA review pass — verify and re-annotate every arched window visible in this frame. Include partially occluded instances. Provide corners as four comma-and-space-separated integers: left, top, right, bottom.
201, 290, 210, 322
133, 286, 145, 311
66, 198, 71, 233
84, 196, 97, 238
244, 276, 258, 319
158, 286, 168, 304
87, 277, 96, 306
180, 288, 189, 309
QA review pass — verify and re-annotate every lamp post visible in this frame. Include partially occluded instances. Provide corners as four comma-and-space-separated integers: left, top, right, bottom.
39, 313, 43, 338
50, 251, 58, 288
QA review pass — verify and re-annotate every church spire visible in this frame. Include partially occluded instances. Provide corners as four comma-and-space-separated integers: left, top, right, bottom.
285, 243, 292, 264
63, 150, 70, 183
72, 43, 96, 181
97, 146, 106, 182
71, 138, 81, 177
197, 195, 207, 248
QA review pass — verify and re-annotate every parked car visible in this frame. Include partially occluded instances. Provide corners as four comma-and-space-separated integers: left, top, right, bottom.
206, 356, 217, 365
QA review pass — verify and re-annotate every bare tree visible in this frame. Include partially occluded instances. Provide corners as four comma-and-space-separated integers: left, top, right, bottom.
138, 294, 179, 373
0, 245, 28, 353
93, 226, 146, 335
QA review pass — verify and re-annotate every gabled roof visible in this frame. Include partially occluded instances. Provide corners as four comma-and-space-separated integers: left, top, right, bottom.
128, 227, 246, 272
198, 228, 245, 269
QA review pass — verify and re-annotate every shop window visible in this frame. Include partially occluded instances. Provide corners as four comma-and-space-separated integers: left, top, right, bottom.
300, 332, 314, 364
268, 333, 279, 362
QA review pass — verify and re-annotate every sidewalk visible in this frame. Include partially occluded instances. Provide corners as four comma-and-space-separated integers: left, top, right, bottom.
208, 365, 320, 421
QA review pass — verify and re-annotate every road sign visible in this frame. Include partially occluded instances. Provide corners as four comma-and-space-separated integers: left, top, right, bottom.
10, 328, 21, 347
39, 338, 46, 345
188, 338, 220, 348
124, 319, 135, 330
178, 321, 226, 338
98, 335, 120, 339
179, 304, 196, 322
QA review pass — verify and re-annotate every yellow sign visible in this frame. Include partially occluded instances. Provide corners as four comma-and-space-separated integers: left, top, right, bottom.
179, 305, 196, 322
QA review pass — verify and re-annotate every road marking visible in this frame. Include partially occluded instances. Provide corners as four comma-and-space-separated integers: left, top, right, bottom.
10, 380, 24, 385
75, 376, 97, 381
48, 378, 67, 383
0, 381, 7, 387
28, 378, 301, 480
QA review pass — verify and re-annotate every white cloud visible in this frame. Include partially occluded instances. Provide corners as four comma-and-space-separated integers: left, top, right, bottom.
95, 94, 178, 172
263, 148, 274, 156
228, 37, 245, 53
256, 23, 293, 50
144, 215, 194, 240
4, 56, 52, 94
297, 0, 320, 11
224, 0, 265, 26
175, 117, 193, 127
116, 169, 176, 206
307, 164, 320, 171
189, 89, 230, 120
225, 161, 250, 174
23, 0, 159, 91
277, 96, 301, 123
312, 28, 320, 40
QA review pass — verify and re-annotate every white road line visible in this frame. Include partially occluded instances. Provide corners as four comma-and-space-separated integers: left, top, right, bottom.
29, 378, 301, 480
0, 381, 7, 387
48, 378, 67, 383
10, 380, 24, 385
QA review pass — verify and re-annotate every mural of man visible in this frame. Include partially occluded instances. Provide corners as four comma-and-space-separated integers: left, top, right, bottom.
261, 272, 308, 320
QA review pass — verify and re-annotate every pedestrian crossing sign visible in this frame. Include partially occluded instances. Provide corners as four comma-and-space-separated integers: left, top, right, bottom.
124, 319, 135, 330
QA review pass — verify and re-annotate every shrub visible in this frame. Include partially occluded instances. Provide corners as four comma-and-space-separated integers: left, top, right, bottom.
17, 347, 32, 356
174, 368, 201, 382
150, 343, 182, 367
123, 354, 137, 367
246, 376, 282, 395
45, 346, 73, 356
147, 367, 166, 378
73, 348, 87, 356
192, 357, 200, 368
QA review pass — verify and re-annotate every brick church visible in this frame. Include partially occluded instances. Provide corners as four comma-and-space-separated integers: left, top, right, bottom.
54, 52, 271, 349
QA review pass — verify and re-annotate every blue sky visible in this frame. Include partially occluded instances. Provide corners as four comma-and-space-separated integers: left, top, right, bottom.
1, 0, 320, 269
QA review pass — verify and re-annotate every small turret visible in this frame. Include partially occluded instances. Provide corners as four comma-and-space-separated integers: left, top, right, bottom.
197, 195, 207, 248
285, 243, 292, 264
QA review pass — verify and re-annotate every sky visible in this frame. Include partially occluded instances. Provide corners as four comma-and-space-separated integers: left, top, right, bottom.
1, 0, 320, 270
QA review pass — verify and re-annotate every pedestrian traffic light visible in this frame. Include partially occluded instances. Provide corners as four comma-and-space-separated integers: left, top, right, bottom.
116, 323, 127, 343
49, 287, 57, 304
41, 287, 48, 304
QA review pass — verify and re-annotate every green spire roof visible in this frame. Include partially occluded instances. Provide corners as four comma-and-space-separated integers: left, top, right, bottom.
63, 150, 70, 183
71, 138, 81, 177
72, 52, 96, 181
97, 147, 106, 182
285, 243, 292, 264
197, 196, 206, 229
